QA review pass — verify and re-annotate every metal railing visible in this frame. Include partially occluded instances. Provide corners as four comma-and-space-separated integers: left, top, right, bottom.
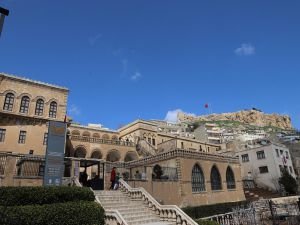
152, 166, 178, 181
14, 154, 45, 177
0, 154, 7, 175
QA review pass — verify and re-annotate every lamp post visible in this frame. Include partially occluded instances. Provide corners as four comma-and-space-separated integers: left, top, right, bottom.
0, 6, 9, 38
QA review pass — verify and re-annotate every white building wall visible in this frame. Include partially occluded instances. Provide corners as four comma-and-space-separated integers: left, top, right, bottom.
237, 144, 296, 191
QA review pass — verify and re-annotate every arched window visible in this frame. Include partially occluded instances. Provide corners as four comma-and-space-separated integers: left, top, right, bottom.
3, 93, 14, 111
192, 164, 206, 192
226, 167, 236, 189
35, 99, 44, 116
49, 101, 57, 118
19, 96, 30, 114
211, 165, 222, 191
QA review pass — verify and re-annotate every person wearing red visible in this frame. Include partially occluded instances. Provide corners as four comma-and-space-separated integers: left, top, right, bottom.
110, 167, 116, 190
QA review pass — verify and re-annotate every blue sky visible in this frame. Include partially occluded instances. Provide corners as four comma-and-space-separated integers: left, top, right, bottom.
1, 0, 300, 129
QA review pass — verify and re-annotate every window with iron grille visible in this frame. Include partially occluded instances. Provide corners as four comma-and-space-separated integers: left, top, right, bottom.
257, 150, 265, 160
18, 131, 26, 144
192, 164, 206, 192
35, 99, 44, 116
19, 96, 30, 114
0, 129, 6, 142
3, 93, 14, 111
226, 167, 236, 189
211, 166, 222, 190
49, 101, 57, 118
241, 154, 249, 162
43, 133, 48, 145
152, 138, 155, 146
275, 149, 279, 157
259, 166, 269, 174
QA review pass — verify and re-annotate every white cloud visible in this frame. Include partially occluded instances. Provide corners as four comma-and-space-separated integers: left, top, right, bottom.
69, 104, 80, 116
131, 71, 142, 81
164, 109, 196, 123
88, 33, 102, 46
235, 43, 255, 56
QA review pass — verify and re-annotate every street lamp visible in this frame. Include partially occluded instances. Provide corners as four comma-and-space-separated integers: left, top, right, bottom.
0, 6, 9, 37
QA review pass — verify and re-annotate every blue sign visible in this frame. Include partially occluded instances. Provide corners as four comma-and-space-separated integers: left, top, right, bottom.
43, 121, 67, 186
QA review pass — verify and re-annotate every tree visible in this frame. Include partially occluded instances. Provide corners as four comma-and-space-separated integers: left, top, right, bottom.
279, 170, 298, 195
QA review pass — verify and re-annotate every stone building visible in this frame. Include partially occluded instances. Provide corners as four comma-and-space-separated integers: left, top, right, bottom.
0, 72, 246, 207
235, 140, 296, 191
0, 73, 68, 155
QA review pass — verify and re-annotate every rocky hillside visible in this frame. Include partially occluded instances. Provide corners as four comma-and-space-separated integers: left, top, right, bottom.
178, 109, 292, 130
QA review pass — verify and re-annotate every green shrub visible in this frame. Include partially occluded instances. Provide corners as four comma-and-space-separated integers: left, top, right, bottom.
0, 186, 94, 206
196, 220, 219, 225
0, 201, 105, 225
182, 201, 249, 219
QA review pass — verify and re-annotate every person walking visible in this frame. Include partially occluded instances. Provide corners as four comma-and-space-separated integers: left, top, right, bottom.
110, 167, 116, 190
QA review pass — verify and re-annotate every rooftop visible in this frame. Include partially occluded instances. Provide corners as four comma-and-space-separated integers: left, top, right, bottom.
0, 72, 69, 91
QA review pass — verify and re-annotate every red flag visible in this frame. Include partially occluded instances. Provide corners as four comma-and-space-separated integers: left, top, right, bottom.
204, 103, 209, 109
64, 115, 67, 123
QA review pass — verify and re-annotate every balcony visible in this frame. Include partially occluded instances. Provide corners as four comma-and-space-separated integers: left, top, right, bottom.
70, 135, 136, 147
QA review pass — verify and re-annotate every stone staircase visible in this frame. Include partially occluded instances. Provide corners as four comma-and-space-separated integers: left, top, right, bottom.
95, 190, 175, 225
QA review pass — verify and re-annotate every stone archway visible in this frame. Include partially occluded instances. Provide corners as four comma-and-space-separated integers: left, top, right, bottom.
74, 146, 87, 158
124, 151, 138, 162
91, 149, 102, 159
106, 149, 121, 162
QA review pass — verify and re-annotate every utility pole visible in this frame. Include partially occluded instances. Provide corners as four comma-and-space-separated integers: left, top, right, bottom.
0, 6, 10, 38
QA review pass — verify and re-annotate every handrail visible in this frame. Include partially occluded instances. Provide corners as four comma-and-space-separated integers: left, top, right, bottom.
95, 196, 129, 225
137, 139, 157, 156
74, 177, 82, 187
119, 179, 198, 225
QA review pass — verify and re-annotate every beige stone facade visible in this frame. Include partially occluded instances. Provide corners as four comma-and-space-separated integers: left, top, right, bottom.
118, 120, 221, 154
67, 124, 138, 162
0, 72, 245, 207
0, 73, 68, 155
126, 150, 245, 207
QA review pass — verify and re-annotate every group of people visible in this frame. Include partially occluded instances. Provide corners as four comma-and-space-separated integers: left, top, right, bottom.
110, 167, 120, 190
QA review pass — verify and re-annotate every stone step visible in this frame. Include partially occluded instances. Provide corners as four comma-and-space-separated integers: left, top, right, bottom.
119, 210, 157, 218
141, 223, 175, 225
128, 217, 162, 225
124, 214, 158, 221
117, 207, 150, 214
99, 198, 143, 204
103, 204, 147, 210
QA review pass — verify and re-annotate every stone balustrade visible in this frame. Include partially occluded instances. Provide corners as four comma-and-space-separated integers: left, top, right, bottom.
70, 135, 135, 147
126, 148, 239, 168
119, 179, 198, 225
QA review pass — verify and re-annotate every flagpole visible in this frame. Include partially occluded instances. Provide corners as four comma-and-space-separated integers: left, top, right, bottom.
0, 6, 9, 38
